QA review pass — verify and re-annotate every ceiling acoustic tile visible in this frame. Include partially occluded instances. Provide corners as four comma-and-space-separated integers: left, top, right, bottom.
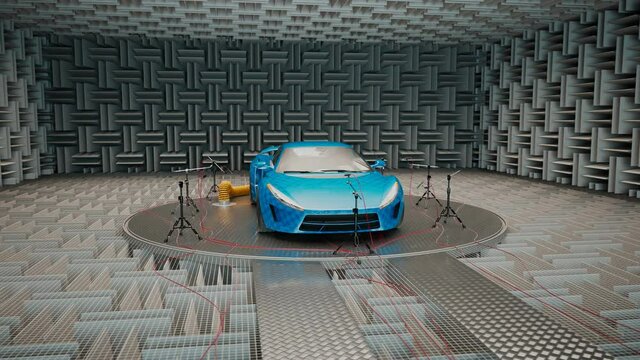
0, 0, 618, 43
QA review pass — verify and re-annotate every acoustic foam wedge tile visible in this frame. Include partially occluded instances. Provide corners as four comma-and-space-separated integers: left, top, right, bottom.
480, 3, 640, 198
0, 20, 52, 187
41, 36, 485, 173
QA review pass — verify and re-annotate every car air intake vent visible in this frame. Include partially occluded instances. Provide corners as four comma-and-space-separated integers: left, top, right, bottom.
299, 213, 380, 232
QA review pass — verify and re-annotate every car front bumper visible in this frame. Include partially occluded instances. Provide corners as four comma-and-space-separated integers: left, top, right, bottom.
259, 193, 404, 234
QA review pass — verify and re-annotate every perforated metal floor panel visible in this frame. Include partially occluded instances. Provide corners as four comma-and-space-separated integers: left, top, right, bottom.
253, 261, 375, 359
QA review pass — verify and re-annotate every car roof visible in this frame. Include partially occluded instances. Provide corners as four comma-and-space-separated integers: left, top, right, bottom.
280, 141, 351, 150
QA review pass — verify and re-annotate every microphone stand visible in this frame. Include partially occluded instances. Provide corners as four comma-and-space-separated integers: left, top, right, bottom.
432, 171, 465, 228
205, 157, 225, 201
166, 181, 202, 242
333, 175, 375, 258
173, 164, 213, 213
415, 164, 443, 208
182, 171, 199, 213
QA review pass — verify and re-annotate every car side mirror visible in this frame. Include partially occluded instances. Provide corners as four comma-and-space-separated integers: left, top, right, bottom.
256, 161, 274, 173
371, 159, 386, 169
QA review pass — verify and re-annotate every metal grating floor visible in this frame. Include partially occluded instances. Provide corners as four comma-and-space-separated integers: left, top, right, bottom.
0, 170, 638, 358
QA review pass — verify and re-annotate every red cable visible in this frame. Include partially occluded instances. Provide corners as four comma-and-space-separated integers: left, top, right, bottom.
439, 235, 640, 354
346, 174, 457, 359
149, 250, 226, 360
335, 261, 420, 358
360, 275, 456, 360
138, 175, 226, 360
428, 215, 640, 355
428, 184, 640, 350
477, 243, 640, 336
370, 272, 432, 359
459, 252, 640, 355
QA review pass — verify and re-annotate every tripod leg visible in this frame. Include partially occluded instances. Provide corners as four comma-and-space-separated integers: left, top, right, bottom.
353, 232, 361, 249
206, 185, 217, 200
365, 242, 375, 255
332, 243, 344, 255
433, 207, 446, 228
187, 197, 200, 212
449, 207, 466, 228
429, 190, 443, 207
190, 198, 200, 214
415, 190, 428, 206
182, 218, 203, 240
166, 218, 181, 242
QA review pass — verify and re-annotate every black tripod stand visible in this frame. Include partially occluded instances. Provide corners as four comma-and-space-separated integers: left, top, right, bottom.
166, 181, 202, 243
415, 165, 443, 208
333, 177, 375, 257
433, 173, 466, 228
182, 171, 200, 212
206, 159, 225, 201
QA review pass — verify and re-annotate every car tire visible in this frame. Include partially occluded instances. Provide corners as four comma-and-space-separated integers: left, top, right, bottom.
256, 196, 271, 233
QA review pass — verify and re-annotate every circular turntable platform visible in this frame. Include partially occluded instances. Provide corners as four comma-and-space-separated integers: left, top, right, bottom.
124, 196, 506, 261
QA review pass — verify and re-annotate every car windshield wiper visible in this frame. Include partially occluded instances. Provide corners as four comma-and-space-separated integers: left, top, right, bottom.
319, 169, 364, 173
285, 169, 368, 173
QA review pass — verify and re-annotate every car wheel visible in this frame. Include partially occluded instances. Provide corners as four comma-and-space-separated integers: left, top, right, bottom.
256, 196, 271, 233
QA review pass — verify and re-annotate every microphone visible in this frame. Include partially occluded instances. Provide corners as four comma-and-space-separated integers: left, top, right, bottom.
207, 156, 225, 173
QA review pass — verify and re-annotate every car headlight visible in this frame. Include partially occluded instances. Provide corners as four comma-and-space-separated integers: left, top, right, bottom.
380, 182, 399, 208
267, 184, 304, 211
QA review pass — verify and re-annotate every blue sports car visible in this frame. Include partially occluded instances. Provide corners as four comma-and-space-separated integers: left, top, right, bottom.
249, 141, 404, 233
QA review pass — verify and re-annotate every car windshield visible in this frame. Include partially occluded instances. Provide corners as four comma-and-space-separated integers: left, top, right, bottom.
276, 146, 371, 173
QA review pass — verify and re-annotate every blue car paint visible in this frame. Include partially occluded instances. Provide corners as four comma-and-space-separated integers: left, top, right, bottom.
250, 141, 405, 234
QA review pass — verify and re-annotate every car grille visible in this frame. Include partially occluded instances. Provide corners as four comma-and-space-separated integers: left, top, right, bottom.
299, 213, 380, 232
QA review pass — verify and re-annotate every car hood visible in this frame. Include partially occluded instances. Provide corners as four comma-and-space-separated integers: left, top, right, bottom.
264, 172, 399, 210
